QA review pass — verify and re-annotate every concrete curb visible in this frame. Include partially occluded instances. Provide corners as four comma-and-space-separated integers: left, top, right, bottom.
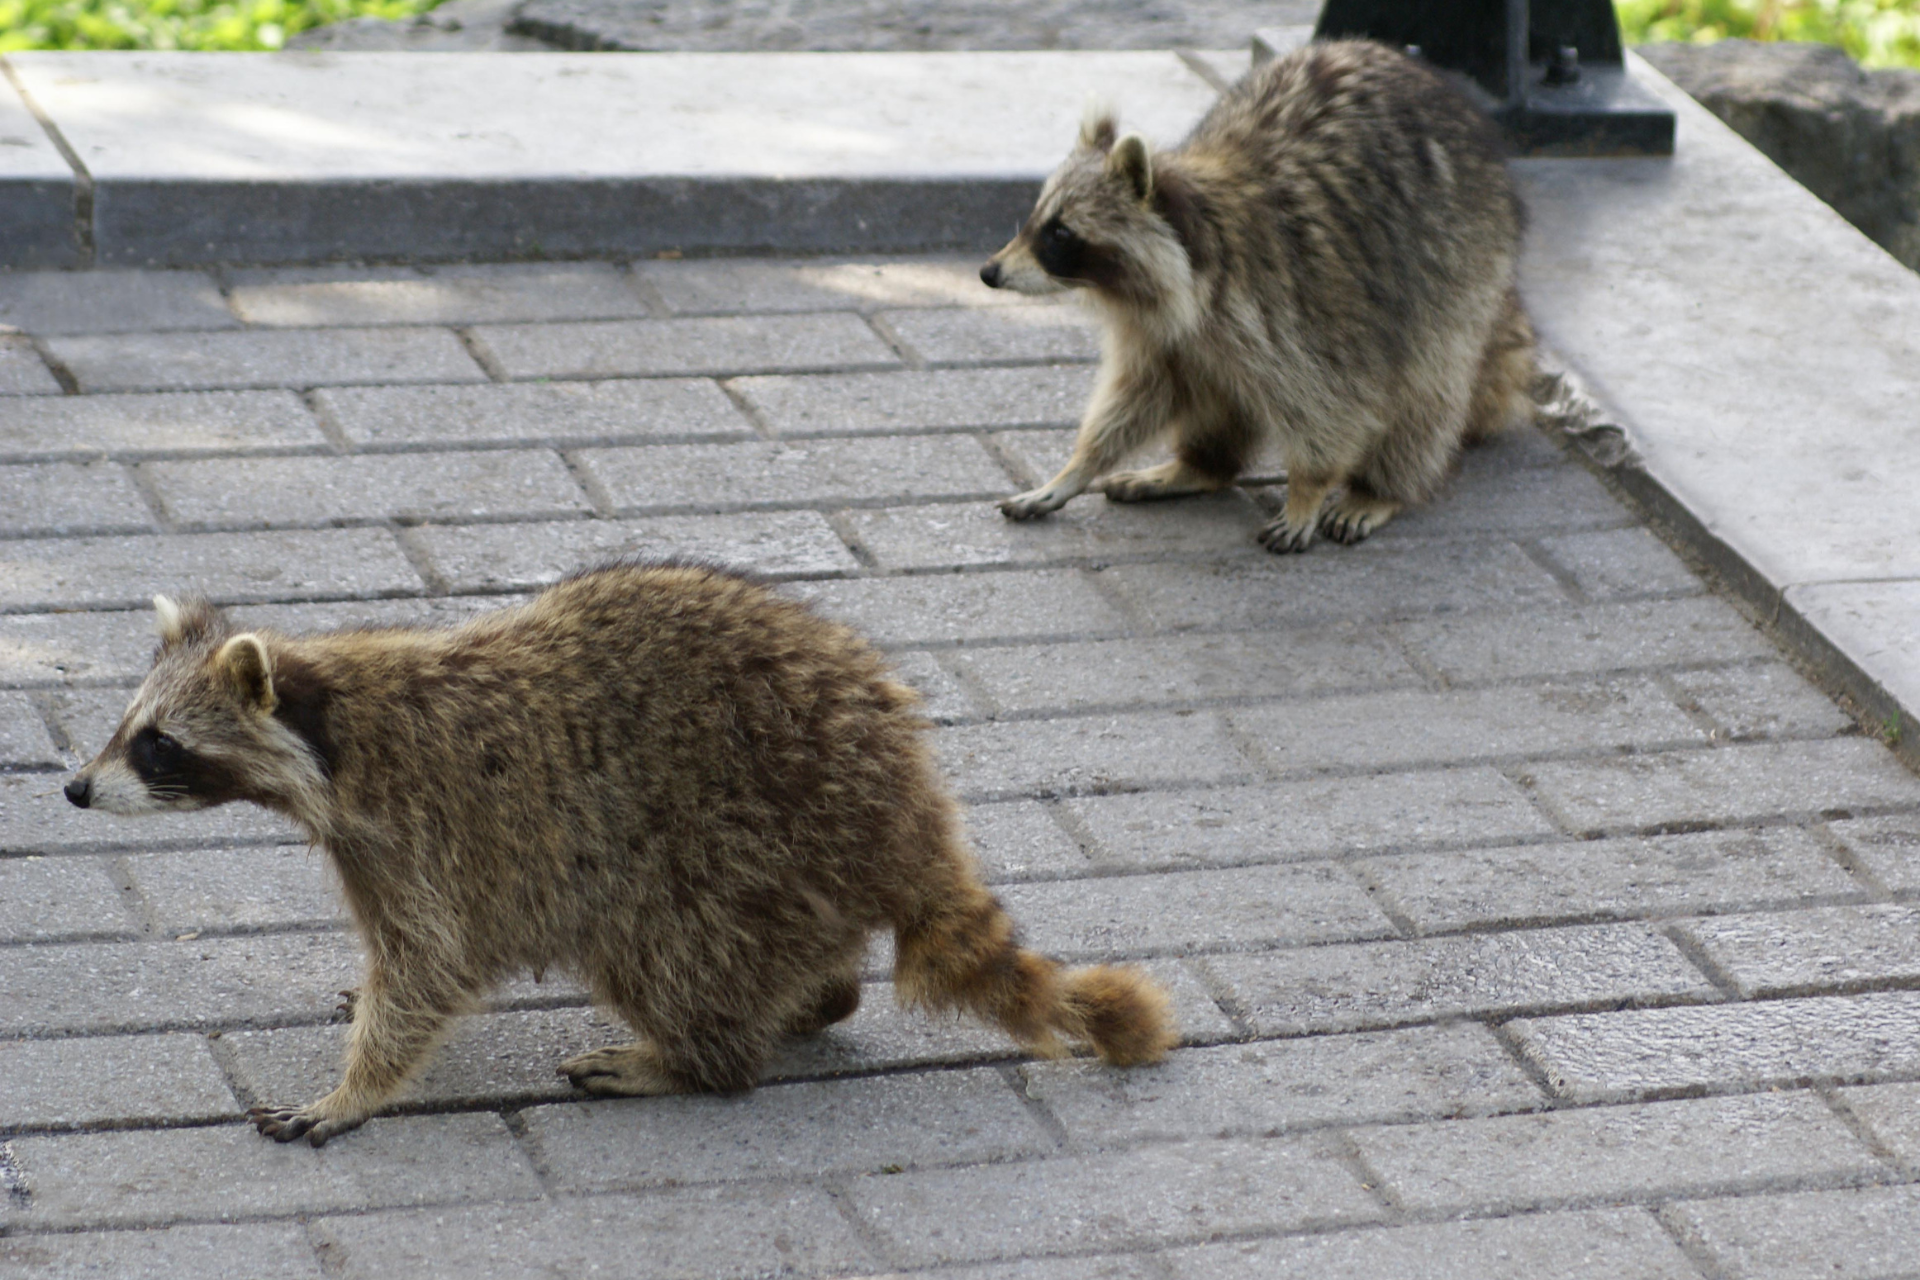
0, 49, 1228, 268
1518, 55, 1920, 771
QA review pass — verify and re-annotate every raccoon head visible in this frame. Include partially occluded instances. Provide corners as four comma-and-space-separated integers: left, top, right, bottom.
64, 595, 327, 818
980, 102, 1195, 326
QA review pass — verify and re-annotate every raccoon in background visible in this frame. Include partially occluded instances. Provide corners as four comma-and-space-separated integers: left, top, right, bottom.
983, 39, 1535, 552
64, 564, 1175, 1146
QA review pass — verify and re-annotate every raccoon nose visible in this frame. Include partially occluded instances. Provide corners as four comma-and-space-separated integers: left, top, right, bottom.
980, 260, 1003, 289
64, 775, 91, 808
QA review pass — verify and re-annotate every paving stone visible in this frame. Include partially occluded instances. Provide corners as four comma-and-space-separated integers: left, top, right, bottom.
523, 1067, 1053, 1190
0, 931, 357, 1035
0, 854, 137, 943
0, 527, 422, 611
1022, 1023, 1541, 1144
844, 493, 1268, 571
1165, 1208, 1699, 1280
0, 1221, 324, 1279
1386, 452, 1634, 538
221, 593, 532, 638
124, 844, 346, 935
574, 435, 1010, 512
998, 863, 1394, 960
143, 451, 591, 529
1680, 904, 1920, 996
0, 336, 61, 395
0, 390, 326, 462
43, 685, 150, 760
414, 511, 858, 590
1523, 739, 1920, 835
471, 313, 900, 379
1841, 1081, 1920, 1164
0, 692, 61, 768
0, 1033, 236, 1130
1102, 541, 1568, 632
1354, 1091, 1885, 1214
0, 269, 235, 334
1674, 1184, 1920, 1280
0, 772, 301, 854
1228, 678, 1705, 775
848, 1257, 1169, 1280
2, 1113, 538, 1229
45, 328, 488, 392
1360, 826, 1863, 932
224, 1005, 625, 1112
962, 800, 1096, 882
1395, 597, 1775, 683
845, 1137, 1383, 1266
888, 650, 980, 724
313, 378, 751, 449
1535, 527, 1706, 601
1205, 923, 1715, 1035
879, 306, 1100, 366
1667, 661, 1856, 740
1065, 770, 1555, 869
0, 609, 162, 688
309, 1185, 878, 1280
638, 255, 1050, 315
783, 569, 1129, 648
0, 462, 156, 537
934, 711, 1259, 801
227, 262, 651, 326
945, 629, 1421, 716
733, 365, 1089, 436
1828, 812, 1920, 892
1507, 991, 1920, 1103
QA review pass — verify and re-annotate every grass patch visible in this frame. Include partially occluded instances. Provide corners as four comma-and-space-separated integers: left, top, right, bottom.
1622, 0, 1920, 69
0, 0, 444, 51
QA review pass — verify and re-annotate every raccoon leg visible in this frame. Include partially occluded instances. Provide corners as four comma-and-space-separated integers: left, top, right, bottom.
558, 1041, 680, 1097
1319, 485, 1401, 545
1257, 471, 1337, 554
249, 967, 461, 1147
783, 972, 862, 1037
1101, 459, 1231, 503
1000, 364, 1173, 519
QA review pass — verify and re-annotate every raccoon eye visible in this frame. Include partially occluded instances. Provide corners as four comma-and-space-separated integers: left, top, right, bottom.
151, 732, 183, 765
1046, 218, 1077, 244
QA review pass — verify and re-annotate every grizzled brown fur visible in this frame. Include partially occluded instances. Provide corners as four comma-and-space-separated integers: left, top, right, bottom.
984, 39, 1536, 551
66, 564, 1175, 1146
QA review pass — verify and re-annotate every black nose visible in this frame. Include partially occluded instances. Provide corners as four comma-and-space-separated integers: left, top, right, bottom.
64, 775, 91, 808
980, 261, 1002, 288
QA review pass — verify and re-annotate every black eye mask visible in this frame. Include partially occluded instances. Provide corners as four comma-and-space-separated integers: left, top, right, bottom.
1033, 215, 1088, 280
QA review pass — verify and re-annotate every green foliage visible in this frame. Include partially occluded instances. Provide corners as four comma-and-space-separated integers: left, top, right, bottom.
1621, 0, 1920, 69
0, 0, 443, 51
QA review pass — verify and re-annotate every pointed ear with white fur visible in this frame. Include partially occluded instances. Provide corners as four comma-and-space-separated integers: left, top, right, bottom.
1079, 99, 1118, 153
214, 634, 276, 713
1106, 133, 1153, 203
154, 594, 225, 650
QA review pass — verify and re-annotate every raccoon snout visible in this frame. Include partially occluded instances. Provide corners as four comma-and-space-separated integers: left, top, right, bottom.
980, 260, 1004, 289
64, 774, 91, 808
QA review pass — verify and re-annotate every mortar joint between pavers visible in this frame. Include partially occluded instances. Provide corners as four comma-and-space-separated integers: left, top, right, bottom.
1379, 622, 1452, 694
389, 526, 451, 596
975, 430, 1047, 491
818, 1172, 909, 1273
453, 327, 510, 383
615, 261, 673, 319
555, 449, 616, 518
203, 1028, 261, 1114
123, 462, 178, 534
1000, 1061, 1074, 1152
298, 388, 354, 454
0, 56, 91, 270
1807, 818, 1898, 901
714, 377, 779, 440
926, 650, 1001, 721
821, 509, 880, 571
1180, 956, 1258, 1042
23, 337, 80, 397
1340, 862, 1421, 938
1658, 921, 1743, 1001
1645, 1202, 1733, 1280
1325, 1126, 1406, 1219
1512, 535, 1594, 606
296, 1214, 348, 1280
860, 312, 926, 371
102, 852, 161, 938
1484, 1015, 1574, 1107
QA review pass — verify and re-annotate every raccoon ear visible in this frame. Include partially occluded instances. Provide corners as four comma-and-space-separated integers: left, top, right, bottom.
1106, 133, 1153, 203
154, 594, 224, 649
1079, 100, 1118, 153
213, 633, 277, 713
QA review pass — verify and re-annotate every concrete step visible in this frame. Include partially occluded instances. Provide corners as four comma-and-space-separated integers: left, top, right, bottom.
0, 48, 1242, 269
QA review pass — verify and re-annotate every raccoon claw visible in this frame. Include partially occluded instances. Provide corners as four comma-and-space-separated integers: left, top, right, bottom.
332, 988, 359, 1022
248, 1103, 364, 1148
558, 1044, 679, 1097
1257, 515, 1316, 554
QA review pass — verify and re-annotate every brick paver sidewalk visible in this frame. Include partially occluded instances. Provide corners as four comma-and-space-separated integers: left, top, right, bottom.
1, 258, 1917, 1278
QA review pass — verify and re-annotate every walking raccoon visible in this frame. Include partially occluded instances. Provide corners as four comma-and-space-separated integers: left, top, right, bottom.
983, 39, 1535, 551
64, 564, 1175, 1146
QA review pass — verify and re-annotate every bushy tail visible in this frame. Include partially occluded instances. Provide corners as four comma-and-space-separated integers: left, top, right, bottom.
1464, 285, 1538, 444
892, 884, 1176, 1067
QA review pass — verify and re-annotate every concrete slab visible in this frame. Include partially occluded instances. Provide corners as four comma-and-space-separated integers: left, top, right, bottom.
4, 50, 1218, 265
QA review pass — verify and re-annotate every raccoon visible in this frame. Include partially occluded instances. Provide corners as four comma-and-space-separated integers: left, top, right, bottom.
64, 564, 1175, 1146
982, 39, 1535, 551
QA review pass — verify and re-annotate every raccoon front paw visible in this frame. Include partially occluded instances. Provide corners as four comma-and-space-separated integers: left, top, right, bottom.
247, 1101, 366, 1148
998, 486, 1070, 520
1319, 494, 1400, 545
1257, 513, 1317, 554
332, 988, 359, 1023
559, 1043, 681, 1097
